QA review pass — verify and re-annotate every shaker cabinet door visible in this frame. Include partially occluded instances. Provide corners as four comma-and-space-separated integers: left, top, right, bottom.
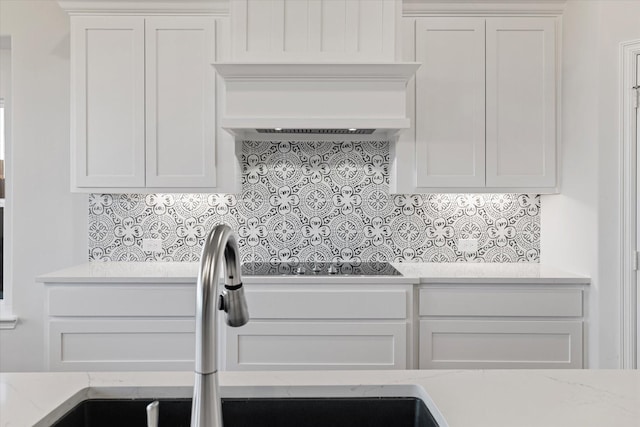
145, 17, 217, 188
415, 18, 485, 188
72, 16, 145, 188
485, 17, 557, 188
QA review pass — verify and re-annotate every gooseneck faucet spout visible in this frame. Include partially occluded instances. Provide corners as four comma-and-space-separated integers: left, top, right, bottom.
191, 224, 249, 427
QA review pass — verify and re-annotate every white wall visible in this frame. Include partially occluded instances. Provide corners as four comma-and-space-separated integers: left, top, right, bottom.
542, 0, 640, 368
0, 0, 87, 372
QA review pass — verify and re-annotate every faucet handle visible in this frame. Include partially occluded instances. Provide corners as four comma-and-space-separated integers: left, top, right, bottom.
220, 285, 250, 327
146, 401, 159, 427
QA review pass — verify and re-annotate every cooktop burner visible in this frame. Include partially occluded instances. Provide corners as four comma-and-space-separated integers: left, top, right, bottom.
241, 262, 401, 276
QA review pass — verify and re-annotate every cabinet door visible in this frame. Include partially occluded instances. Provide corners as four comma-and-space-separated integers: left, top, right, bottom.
48, 319, 195, 371
415, 18, 485, 187
225, 321, 407, 371
419, 320, 583, 369
72, 16, 145, 188
485, 17, 556, 187
145, 17, 217, 188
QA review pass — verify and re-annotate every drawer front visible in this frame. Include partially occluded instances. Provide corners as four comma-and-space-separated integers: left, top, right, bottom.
419, 287, 583, 317
419, 319, 583, 369
48, 319, 195, 371
245, 286, 408, 320
48, 285, 195, 317
226, 321, 407, 371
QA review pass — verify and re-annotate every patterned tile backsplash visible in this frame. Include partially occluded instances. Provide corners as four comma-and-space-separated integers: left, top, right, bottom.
88, 140, 540, 263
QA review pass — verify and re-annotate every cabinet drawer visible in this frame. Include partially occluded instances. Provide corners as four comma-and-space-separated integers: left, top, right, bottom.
48, 319, 195, 371
226, 321, 407, 371
419, 287, 583, 317
48, 285, 195, 317
419, 319, 583, 369
245, 286, 408, 320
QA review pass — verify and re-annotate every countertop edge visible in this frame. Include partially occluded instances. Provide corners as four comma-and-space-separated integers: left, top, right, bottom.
36, 262, 591, 284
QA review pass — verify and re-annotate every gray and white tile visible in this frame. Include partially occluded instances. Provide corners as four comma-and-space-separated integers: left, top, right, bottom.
88, 140, 541, 263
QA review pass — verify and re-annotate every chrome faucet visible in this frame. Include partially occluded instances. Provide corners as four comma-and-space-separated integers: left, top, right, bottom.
191, 224, 249, 427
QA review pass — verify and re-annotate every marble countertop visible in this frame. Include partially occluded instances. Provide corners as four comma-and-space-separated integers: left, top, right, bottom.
1, 370, 636, 427
391, 262, 590, 284
37, 262, 589, 284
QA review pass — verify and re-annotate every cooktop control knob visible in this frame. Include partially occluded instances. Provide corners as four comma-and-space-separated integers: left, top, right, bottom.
294, 266, 306, 275
327, 265, 338, 275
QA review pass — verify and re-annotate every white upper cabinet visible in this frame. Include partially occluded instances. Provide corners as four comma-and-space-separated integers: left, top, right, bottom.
230, 0, 399, 62
393, 15, 559, 193
69, 11, 235, 192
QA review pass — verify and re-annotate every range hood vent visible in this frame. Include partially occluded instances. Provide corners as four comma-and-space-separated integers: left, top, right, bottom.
256, 129, 375, 135
213, 63, 420, 139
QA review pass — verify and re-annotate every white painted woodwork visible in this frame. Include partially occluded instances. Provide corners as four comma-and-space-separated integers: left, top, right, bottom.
72, 16, 145, 188
415, 18, 485, 187
46, 282, 196, 371
44, 279, 586, 371
637, 52, 640, 369
402, 0, 567, 16
213, 62, 419, 137
226, 321, 407, 370
145, 17, 217, 188
485, 17, 557, 187
231, 0, 398, 62
419, 287, 583, 317
69, 14, 234, 192
225, 284, 411, 370
58, 1, 230, 15
44, 281, 412, 372
48, 285, 195, 317
393, 16, 559, 193
419, 320, 583, 369
48, 319, 194, 371
418, 283, 586, 369
245, 286, 407, 319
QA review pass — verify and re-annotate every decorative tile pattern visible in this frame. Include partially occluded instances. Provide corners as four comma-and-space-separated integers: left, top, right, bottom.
88, 140, 541, 263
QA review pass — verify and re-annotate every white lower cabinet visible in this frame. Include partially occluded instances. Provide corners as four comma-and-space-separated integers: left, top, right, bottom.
44, 281, 412, 371
44, 280, 586, 371
224, 284, 412, 370
45, 283, 196, 371
418, 285, 585, 369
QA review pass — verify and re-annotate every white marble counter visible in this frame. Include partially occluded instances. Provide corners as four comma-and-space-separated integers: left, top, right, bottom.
1, 370, 636, 427
37, 262, 589, 285
391, 262, 590, 284
36, 262, 415, 284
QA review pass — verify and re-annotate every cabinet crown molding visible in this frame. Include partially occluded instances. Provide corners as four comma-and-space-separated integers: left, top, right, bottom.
403, 0, 566, 16
58, 0, 229, 15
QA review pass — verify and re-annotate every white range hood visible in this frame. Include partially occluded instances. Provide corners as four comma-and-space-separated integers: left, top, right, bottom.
213, 62, 420, 139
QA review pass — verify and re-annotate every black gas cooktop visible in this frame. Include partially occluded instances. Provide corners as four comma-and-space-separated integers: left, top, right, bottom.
241, 262, 401, 276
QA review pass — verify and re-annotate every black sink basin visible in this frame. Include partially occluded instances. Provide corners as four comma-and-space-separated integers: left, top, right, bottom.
51, 397, 440, 427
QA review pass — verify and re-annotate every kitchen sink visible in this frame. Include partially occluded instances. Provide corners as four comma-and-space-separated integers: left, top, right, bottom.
51, 396, 440, 427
